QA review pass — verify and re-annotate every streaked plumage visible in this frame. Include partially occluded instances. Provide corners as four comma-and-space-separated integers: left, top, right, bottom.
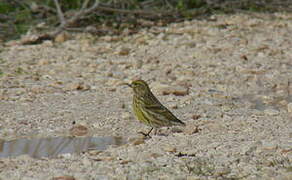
126, 80, 185, 136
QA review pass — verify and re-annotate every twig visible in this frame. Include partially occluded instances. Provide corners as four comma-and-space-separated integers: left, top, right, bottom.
164, 0, 175, 10
53, 0, 66, 25
81, 0, 91, 10
51, 0, 99, 36
25, 0, 100, 44
18, 0, 175, 45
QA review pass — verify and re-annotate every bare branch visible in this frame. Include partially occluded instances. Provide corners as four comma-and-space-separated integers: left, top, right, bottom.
16, 0, 176, 45
81, 0, 91, 10
53, 0, 66, 25
50, 0, 100, 38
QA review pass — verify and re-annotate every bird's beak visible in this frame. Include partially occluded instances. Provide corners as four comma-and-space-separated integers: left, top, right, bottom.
121, 82, 132, 88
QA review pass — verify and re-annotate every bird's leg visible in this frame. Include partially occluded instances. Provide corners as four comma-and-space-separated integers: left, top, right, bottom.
147, 127, 154, 136
138, 127, 153, 138
153, 128, 158, 135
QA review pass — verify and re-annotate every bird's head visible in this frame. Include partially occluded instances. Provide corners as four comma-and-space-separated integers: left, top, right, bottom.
125, 80, 151, 96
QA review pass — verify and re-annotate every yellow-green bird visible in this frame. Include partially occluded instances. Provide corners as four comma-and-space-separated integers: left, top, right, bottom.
125, 80, 185, 136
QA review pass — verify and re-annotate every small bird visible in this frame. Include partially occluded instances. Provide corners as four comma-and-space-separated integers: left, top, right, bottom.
124, 80, 185, 136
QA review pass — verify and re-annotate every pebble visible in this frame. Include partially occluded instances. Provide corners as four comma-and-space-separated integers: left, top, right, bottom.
153, 83, 189, 96
64, 82, 90, 91
149, 153, 162, 158
69, 124, 89, 136
54, 32, 71, 43
192, 114, 201, 120
163, 146, 177, 153
184, 125, 200, 135
117, 47, 130, 56
121, 112, 132, 120
52, 176, 76, 180
130, 137, 145, 145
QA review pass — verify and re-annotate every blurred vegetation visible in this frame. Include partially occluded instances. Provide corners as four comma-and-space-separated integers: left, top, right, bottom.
0, 0, 291, 42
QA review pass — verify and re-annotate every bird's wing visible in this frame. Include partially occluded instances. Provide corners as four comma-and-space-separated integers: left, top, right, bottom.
142, 103, 183, 124
141, 93, 185, 126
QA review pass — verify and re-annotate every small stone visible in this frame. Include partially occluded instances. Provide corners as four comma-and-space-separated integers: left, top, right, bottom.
130, 137, 145, 145
42, 40, 54, 47
192, 114, 201, 120
152, 83, 170, 95
101, 35, 114, 42
171, 127, 184, 133
117, 47, 130, 56
121, 103, 126, 109
64, 82, 90, 91
281, 149, 292, 154
94, 156, 115, 161
106, 71, 113, 77
164, 86, 189, 96
69, 124, 89, 136
120, 160, 132, 164
87, 150, 103, 156
121, 112, 131, 120
19, 34, 39, 44
54, 32, 70, 43
52, 176, 75, 180
65, 82, 79, 91
107, 87, 116, 92
133, 138, 145, 146
184, 124, 200, 135
169, 103, 178, 109
163, 146, 177, 153
38, 59, 50, 65
149, 153, 162, 158
49, 81, 63, 89
85, 25, 97, 33
153, 83, 189, 96
136, 36, 147, 44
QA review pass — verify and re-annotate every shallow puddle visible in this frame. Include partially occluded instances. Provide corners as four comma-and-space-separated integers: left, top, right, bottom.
0, 136, 125, 158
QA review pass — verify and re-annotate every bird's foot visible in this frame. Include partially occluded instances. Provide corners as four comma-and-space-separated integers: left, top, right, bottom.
138, 131, 152, 138
138, 127, 154, 138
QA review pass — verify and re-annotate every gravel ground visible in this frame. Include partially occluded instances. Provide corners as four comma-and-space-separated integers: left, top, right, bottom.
0, 13, 292, 180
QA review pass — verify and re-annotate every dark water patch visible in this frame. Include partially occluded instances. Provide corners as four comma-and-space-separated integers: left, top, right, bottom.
0, 136, 125, 159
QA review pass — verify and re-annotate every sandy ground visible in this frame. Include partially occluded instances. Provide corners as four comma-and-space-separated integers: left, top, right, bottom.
0, 13, 292, 179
